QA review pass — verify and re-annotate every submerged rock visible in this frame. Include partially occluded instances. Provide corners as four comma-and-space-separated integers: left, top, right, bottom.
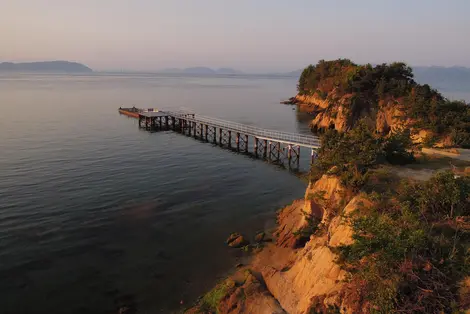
254, 232, 265, 243
226, 233, 249, 248
280, 97, 298, 105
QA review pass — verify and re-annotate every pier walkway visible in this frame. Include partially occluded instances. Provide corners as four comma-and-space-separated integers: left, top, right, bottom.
119, 107, 320, 168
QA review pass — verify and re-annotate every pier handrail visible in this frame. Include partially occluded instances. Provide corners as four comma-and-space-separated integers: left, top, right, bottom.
166, 110, 320, 148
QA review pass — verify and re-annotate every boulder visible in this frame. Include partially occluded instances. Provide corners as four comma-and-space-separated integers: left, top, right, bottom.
227, 233, 249, 248
254, 232, 265, 243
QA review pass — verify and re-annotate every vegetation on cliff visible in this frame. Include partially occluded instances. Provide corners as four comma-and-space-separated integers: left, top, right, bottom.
297, 59, 470, 148
311, 120, 414, 191
337, 171, 470, 313
306, 123, 470, 312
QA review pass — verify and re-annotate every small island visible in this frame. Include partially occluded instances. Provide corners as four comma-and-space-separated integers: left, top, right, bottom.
0, 61, 93, 73
288, 59, 470, 149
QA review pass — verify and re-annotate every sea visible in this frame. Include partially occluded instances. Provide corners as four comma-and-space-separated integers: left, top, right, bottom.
0, 73, 315, 314
1, 72, 469, 314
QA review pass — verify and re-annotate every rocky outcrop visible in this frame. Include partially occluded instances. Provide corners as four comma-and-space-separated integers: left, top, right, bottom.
254, 173, 377, 313
190, 175, 374, 313
187, 270, 286, 314
218, 273, 286, 314
226, 233, 249, 248
260, 192, 372, 314
275, 200, 306, 248
303, 174, 348, 223
275, 174, 348, 249
294, 94, 413, 136
328, 195, 371, 248
262, 233, 347, 314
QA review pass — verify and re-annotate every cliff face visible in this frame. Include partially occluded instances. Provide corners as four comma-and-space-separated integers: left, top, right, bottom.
189, 175, 364, 313
260, 175, 372, 313
190, 172, 470, 313
295, 94, 409, 136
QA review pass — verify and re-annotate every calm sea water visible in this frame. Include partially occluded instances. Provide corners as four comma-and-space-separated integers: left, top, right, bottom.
0, 73, 314, 314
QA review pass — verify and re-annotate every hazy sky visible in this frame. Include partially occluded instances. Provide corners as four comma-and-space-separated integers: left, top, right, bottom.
2, 0, 470, 72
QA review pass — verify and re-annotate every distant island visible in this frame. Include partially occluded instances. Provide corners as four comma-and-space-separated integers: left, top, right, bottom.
413, 66, 470, 91
161, 67, 241, 75
0, 61, 93, 73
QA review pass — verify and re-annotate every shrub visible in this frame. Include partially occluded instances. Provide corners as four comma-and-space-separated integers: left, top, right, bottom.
199, 281, 230, 313
338, 171, 470, 313
311, 121, 415, 190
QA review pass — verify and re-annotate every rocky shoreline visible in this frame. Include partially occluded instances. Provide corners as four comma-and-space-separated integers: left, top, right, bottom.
186, 174, 359, 313
186, 164, 470, 313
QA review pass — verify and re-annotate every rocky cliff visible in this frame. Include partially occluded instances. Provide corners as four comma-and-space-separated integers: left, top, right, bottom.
293, 59, 470, 148
188, 175, 371, 313
295, 94, 408, 135
189, 169, 470, 313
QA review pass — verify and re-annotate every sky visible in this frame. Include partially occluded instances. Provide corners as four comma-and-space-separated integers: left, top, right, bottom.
1, 0, 470, 72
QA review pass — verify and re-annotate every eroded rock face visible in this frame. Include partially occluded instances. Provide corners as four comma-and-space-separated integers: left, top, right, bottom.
276, 175, 347, 249
295, 94, 412, 137
219, 273, 286, 314
262, 185, 373, 313
304, 174, 347, 224
328, 195, 372, 248
192, 176, 375, 314
275, 200, 306, 248
262, 235, 347, 314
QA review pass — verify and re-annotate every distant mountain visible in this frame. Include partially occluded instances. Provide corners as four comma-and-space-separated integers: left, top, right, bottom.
285, 69, 302, 77
0, 61, 93, 73
413, 66, 470, 92
160, 67, 242, 75
215, 68, 241, 74
183, 67, 216, 74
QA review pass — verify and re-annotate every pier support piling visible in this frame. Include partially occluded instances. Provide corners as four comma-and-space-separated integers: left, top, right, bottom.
236, 133, 240, 151
125, 108, 319, 171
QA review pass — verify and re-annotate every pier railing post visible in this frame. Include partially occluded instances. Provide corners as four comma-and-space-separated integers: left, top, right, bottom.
297, 146, 301, 168
228, 131, 232, 148
254, 137, 258, 157
219, 128, 222, 145
277, 142, 280, 162
264, 140, 268, 159
288, 144, 292, 164
245, 135, 248, 153
268, 141, 271, 161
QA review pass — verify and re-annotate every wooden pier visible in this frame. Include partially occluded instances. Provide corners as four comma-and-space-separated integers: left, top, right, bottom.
119, 107, 321, 168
